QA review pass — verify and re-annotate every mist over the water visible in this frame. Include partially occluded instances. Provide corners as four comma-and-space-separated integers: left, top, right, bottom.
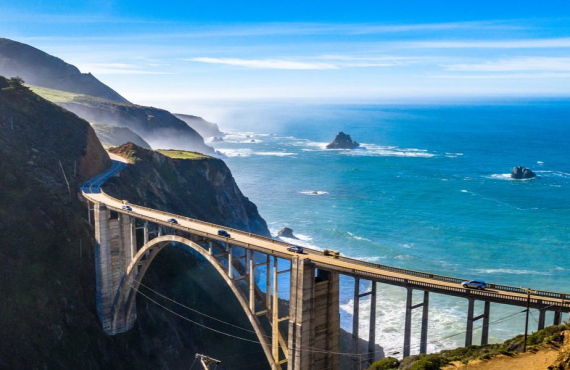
186, 100, 570, 356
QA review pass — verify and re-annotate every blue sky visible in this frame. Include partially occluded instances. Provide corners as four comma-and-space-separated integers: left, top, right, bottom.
2, 1, 570, 110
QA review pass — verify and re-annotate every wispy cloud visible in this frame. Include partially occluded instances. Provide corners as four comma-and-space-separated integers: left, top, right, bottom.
187, 55, 419, 70
78, 63, 172, 75
431, 72, 570, 79
444, 57, 570, 72
187, 57, 338, 70
405, 38, 570, 49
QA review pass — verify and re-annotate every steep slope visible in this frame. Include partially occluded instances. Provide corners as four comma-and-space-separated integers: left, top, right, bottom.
0, 38, 128, 103
105, 143, 269, 236
175, 113, 223, 138
92, 123, 151, 149
29, 84, 214, 154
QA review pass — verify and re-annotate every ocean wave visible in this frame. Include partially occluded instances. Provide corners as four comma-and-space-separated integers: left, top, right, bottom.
535, 170, 570, 178
341, 143, 436, 158
474, 268, 552, 276
299, 190, 329, 196
347, 231, 371, 242
489, 173, 514, 180
255, 151, 295, 157
445, 152, 464, 158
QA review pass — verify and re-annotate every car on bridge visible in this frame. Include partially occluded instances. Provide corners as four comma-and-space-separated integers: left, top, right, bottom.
461, 280, 487, 289
122, 205, 132, 211
167, 218, 178, 224
287, 245, 304, 254
323, 249, 340, 258
218, 229, 231, 238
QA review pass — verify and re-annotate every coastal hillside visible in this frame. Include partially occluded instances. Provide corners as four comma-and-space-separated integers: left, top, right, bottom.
28, 84, 214, 154
92, 123, 151, 149
105, 143, 270, 236
175, 113, 224, 138
0, 38, 128, 103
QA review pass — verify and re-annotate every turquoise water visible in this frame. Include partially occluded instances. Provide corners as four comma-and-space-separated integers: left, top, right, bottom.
208, 101, 569, 355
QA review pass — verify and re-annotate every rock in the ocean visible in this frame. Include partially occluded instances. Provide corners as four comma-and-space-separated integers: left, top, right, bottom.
277, 227, 298, 239
326, 131, 360, 149
511, 166, 536, 179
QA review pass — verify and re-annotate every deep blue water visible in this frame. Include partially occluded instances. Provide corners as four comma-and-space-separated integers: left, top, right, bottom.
208, 101, 569, 355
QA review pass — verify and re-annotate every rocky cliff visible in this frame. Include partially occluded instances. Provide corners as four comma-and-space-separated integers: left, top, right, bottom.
175, 113, 223, 138
92, 123, 151, 149
105, 143, 270, 236
0, 38, 128, 103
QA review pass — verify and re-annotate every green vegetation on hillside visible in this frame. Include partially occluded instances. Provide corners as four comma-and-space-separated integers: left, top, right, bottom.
157, 149, 210, 160
28, 85, 124, 105
369, 324, 569, 370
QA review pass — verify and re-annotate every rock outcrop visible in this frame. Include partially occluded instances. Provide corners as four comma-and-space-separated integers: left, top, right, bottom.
511, 166, 536, 179
326, 131, 360, 149
106, 143, 270, 236
277, 227, 298, 239
175, 113, 223, 138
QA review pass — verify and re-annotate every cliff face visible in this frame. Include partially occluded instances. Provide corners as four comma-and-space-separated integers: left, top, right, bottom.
92, 123, 152, 149
0, 77, 270, 369
175, 113, 223, 138
60, 99, 214, 154
0, 38, 128, 103
106, 143, 270, 236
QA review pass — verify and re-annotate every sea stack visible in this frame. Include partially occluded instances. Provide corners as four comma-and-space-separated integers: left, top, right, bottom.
326, 131, 360, 149
511, 166, 536, 179
277, 227, 298, 239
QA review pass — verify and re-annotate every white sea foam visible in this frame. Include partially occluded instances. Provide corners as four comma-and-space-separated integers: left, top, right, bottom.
489, 173, 513, 180
474, 268, 552, 276
347, 231, 371, 242
535, 170, 570, 178
269, 228, 322, 250
217, 148, 253, 157
445, 152, 464, 158
299, 190, 329, 196
537, 161, 544, 165
341, 143, 436, 158
255, 151, 295, 157
460, 189, 469, 193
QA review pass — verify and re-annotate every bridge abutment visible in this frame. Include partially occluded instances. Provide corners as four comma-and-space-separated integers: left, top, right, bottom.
94, 203, 137, 334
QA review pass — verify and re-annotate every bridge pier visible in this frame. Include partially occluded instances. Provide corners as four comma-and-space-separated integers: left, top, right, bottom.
465, 298, 491, 346
93, 203, 137, 334
554, 310, 562, 325
538, 303, 546, 330
288, 259, 340, 370
403, 288, 429, 357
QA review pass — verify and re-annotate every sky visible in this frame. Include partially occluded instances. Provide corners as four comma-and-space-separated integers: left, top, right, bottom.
2, 0, 570, 110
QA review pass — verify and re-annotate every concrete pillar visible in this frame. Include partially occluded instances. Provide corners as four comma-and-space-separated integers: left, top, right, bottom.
368, 282, 377, 364
249, 250, 255, 312
94, 203, 112, 332
403, 287, 413, 357
288, 258, 315, 370
466, 298, 475, 346
272, 256, 279, 369
420, 291, 429, 354
481, 301, 490, 345
288, 262, 340, 370
352, 277, 360, 370
266, 255, 271, 312
208, 240, 213, 255
228, 245, 233, 279
538, 308, 546, 330
143, 221, 149, 244
554, 311, 562, 325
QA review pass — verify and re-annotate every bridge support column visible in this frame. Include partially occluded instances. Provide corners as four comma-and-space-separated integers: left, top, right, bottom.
554, 311, 562, 325
403, 288, 430, 356
538, 305, 546, 330
352, 277, 360, 370
143, 221, 149, 244
288, 260, 340, 370
368, 281, 377, 364
420, 291, 429, 354
481, 301, 490, 345
466, 298, 475, 346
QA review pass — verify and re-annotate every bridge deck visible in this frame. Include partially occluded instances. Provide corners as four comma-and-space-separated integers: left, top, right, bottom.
82, 160, 570, 312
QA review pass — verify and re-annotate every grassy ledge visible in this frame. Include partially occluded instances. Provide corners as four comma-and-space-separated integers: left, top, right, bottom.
157, 149, 210, 160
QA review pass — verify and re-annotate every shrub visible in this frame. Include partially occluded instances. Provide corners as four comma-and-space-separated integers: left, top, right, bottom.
369, 357, 400, 370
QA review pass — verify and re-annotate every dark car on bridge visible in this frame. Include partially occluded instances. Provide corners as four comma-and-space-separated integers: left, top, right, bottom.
287, 245, 304, 254
167, 218, 178, 224
218, 229, 231, 238
122, 205, 132, 211
461, 280, 487, 289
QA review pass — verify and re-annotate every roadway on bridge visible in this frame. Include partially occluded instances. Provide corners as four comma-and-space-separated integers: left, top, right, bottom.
82, 157, 570, 311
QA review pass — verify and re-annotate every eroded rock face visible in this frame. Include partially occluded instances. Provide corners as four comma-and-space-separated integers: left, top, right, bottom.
326, 131, 360, 149
277, 227, 297, 239
511, 166, 536, 179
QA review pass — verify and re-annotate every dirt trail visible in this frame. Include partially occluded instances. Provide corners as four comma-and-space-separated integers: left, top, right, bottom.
444, 331, 570, 370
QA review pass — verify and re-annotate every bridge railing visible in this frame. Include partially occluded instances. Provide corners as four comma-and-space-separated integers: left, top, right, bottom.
83, 189, 570, 302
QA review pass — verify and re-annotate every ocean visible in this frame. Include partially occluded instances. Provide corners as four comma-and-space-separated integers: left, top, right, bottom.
204, 100, 569, 356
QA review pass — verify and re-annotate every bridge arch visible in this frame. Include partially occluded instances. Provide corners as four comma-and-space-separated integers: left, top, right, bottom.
110, 234, 276, 368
